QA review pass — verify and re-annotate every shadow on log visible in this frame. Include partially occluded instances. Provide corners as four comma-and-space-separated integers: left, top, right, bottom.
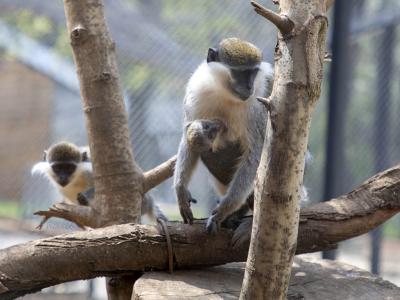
0, 165, 399, 299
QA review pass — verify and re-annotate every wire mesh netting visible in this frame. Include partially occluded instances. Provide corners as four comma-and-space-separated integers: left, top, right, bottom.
0, 0, 399, 298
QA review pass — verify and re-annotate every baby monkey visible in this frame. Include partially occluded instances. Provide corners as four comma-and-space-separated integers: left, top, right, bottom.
32, 141, 167, 227
186, 119, 227, 153
32, 141, 92, 205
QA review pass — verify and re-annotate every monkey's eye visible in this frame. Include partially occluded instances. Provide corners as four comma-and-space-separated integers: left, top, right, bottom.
52, 163, 77, 175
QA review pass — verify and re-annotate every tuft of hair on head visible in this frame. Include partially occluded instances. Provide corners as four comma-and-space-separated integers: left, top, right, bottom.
218, 37, 262, 67
46, 141, 82, 163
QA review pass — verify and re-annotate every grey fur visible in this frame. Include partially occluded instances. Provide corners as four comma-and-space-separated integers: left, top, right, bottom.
231, 152, 312, 248
206, 98, 268, 233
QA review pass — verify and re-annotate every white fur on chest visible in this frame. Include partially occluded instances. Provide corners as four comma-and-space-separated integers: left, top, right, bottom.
61, 174, 92, 203
60, 163, 93, 203
31, 160, 93, 204
185, 62, 251, 144
184, 61, 273, 146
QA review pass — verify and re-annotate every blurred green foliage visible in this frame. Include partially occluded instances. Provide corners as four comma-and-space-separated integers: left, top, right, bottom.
2, 8, 72, 60
0, 201, 21, 219
3, 9, 52, 39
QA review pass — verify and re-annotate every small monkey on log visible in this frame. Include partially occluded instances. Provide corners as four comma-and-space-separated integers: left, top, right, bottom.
32, 142, 167, 228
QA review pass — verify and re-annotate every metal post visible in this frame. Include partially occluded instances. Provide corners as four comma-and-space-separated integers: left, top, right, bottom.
370, 25, 394, 275
323, 0, 353, 260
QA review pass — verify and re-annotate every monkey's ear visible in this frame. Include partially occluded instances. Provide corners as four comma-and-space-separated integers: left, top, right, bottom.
184, 121, 193, 132
82, 151, 89, 162
207, 48, 218, 63
42, 151, 47, 161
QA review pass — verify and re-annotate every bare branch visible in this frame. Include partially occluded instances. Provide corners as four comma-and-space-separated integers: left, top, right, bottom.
256, 97, 271, 110
143, 155, 176, 193
251, 1, 294, 35
34, 203, 99, 229
1, 165, 399, 299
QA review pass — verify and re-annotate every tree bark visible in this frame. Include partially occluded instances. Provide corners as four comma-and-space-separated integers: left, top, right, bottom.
0, 164, 399, 299
143, 155, 176, 193
241, 1, 329, 299
63, 0, 144, 298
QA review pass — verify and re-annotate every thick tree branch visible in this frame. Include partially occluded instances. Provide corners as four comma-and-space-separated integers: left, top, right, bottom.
242, 1, 329, 298
251, 1, 294, 35
0, 165, 399, 299
64, 1, 147, 298
64, 0, 143, 226
143, 155, 176, 193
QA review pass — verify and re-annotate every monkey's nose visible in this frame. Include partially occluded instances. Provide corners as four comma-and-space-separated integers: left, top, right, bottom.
57, 178, 69, 187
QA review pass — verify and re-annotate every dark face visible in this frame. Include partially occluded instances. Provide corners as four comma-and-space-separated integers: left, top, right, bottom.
207, 47, 260, 101
229, 67, 259, 100
51, 162, 77, 187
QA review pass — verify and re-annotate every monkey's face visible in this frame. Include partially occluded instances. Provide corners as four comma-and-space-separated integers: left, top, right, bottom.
229, 67, 259, 101
51, 162, 77, 187
207, 38, 262, 101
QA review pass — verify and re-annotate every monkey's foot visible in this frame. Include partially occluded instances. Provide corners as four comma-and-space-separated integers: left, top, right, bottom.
34, 203, 98, 229
231, 217, 252, 249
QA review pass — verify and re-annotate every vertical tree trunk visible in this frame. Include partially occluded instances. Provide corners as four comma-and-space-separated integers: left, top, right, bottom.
241, 1, 329, 299
63, 0, 144, 298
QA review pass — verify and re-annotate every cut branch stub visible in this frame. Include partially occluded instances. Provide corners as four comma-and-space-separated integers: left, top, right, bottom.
70, 26, 89, 45
257, 97, 277, 131
143, 155, 177, 193
251, 1, 294, 35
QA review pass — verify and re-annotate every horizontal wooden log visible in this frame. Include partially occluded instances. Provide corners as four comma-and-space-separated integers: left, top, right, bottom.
0, 165, 399, 299
133, 257, 400, 299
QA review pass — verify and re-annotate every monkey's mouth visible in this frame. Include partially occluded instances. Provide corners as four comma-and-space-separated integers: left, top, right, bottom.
232, 88, 253, 101
57, 179, 69, 187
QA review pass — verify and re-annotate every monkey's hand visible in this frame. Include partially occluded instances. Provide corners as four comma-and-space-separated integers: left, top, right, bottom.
176, 186, 197, 224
